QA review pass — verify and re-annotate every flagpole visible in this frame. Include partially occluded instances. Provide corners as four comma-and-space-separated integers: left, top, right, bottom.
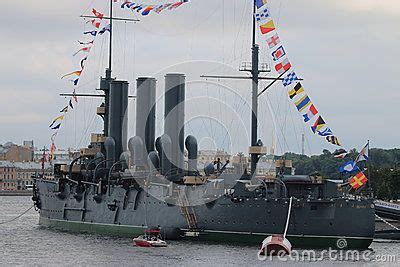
108, 0, 113, 74
367, 140, 372, 195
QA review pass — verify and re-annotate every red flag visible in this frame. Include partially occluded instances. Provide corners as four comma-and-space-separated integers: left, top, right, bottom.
92, 9, 104, 20
87, 19, 101, 29
72, 46, 91, 57
73, 90, 78, 103
275, 58, 291, 74
350, 172, 368, 190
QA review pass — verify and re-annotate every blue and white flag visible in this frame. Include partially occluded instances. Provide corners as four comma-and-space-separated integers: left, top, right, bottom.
282, 71, 298, 87
355, 142, 369, 163
84, 30, 97, 37
317, 127, 333, 137
256, 0, 268, 9
99, 24, 111, 35
255, 6, 270, 23
339, 161, 359, 173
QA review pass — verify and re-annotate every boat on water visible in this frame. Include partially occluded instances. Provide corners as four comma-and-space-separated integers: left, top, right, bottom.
375, 200, 400, 221
33, 1, 375, 249
133, 229, 168, 248
258, 235, 292, 256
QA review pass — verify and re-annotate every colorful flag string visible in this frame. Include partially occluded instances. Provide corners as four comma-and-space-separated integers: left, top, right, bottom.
115, 0, 189, 16
255, 2, 343, 148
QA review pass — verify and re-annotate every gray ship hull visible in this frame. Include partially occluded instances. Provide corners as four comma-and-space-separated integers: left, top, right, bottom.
36, 179, 375, 249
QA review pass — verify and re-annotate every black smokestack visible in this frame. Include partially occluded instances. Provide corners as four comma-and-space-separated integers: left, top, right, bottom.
185, 135, 198, 176
108, 80, 129, 159
136, 77, 156, 157
164, 74, 185, 177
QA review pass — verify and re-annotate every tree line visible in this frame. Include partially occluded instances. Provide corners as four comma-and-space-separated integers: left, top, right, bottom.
282, 148, 400, 200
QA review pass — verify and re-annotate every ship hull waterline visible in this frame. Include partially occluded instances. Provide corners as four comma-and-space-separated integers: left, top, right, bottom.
38, 216, 373, 249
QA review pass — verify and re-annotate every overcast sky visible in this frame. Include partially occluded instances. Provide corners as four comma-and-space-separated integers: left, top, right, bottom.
0, 0, 399, 155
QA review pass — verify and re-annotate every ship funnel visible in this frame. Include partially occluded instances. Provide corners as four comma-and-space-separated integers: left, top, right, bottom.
104, 137, 116, 168
164, 73, 185, 177
108, 80, 129, 160
136, 77, 156, 164
128, 136, 145, 170
99, 69, 114, 136
185, 135, 198, 175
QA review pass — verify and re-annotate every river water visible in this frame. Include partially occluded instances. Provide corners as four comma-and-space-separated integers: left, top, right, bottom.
0, 196, 398, 266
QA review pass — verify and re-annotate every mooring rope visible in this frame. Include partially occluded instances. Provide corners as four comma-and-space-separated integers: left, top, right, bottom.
0, 205, 34, 225
375, 214, 400, 231
283, 197, 293, 238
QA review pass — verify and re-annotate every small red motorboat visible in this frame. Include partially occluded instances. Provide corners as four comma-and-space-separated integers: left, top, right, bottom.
258, 234, 292, 256
133, 229, 168, 248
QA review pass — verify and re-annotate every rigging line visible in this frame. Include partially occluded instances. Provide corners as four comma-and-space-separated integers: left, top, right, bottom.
233, 0, 236, 59
205, 82, 216, 141
220, 88, 240, 151
188, 2, 198, 60
223, 95, 250, 154
206, 1, 250, 74
185, 89, 196, 136
81, 0, 96, 17
301, 119, 312, 155
77, 113, 97, 147
273, 97, 287, 154
276, 0, 283, 27
282, 87, 292, 153
74, 96, 77, 149
222, 0, 225, 64
0, 206, 34, 225
288, 101, 302, 153
123, 21, 127, 79
261, 90, 281, 157
235, 0, 248, 55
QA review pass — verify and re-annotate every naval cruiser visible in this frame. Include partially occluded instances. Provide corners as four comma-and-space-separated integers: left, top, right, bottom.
33, 1, 375, 249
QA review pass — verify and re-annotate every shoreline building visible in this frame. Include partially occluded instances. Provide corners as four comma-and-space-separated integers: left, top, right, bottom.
0, 161, 51, 191
0, 142, 34, 162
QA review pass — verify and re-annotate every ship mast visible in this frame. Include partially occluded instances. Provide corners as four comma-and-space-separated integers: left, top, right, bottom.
69, 3, 139, 136
250, 2, 260, 175
108, 0, 113, 76
201, 1, 304, 175
202, 1, 271, 175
